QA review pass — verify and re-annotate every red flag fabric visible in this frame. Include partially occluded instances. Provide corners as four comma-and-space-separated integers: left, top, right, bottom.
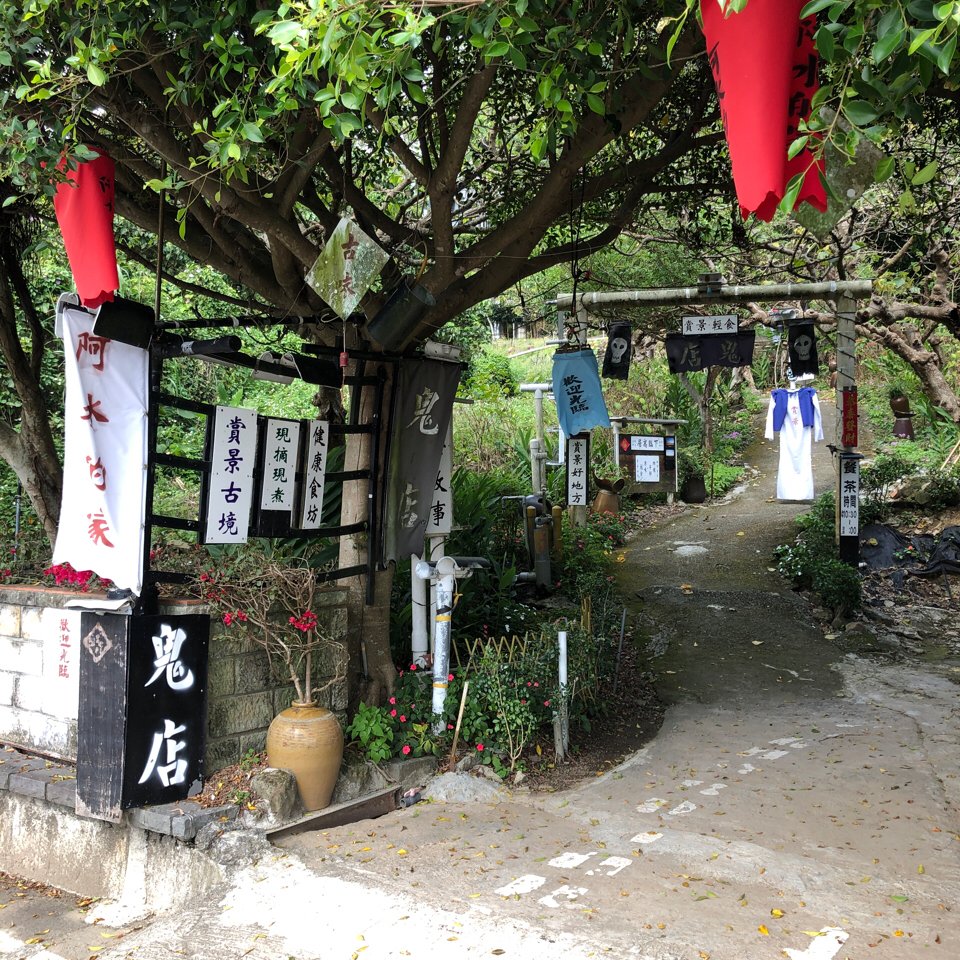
701, 0, 828, 221
53, 150, 119, 308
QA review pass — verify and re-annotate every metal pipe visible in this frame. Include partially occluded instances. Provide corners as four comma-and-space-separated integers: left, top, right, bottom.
533, 518, 552, 588
551, 505, 563, 562
411, 553, 429, 668
431, 556, 456, 732
556, 279, 873, 310
558, 630, 569, 754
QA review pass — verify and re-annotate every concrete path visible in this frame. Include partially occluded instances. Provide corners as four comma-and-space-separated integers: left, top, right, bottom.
6, 405, 960, 960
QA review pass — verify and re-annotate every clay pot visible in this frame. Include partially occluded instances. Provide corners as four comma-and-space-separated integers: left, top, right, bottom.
680, 476, 708, 504
591, 489, 620, 515
266, 702, 343, 811
889, 393, 911, 416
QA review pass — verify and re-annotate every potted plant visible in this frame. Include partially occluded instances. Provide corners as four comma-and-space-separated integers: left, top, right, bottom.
888, 383, 912, 417
678, 446, 709, 503
213, 548, 347, 811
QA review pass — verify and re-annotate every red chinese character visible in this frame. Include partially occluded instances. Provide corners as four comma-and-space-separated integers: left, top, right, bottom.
58, 664, 70, 678
81, 393, 109, 423
86, 455, 107, 491
342, 234, 359, 261
75, 332, 109, 371
87, 510, 115, 547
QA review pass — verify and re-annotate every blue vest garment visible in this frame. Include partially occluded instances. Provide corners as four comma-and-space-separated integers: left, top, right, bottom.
770, 387, 816, 432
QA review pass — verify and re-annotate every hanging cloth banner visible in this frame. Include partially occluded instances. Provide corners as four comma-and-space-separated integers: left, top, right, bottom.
665, 330, 756, 373
53, 150, 120, 308
383, 359, 461, 563
700, 0, 827, 222
552, 348, 611, 437
52, 298, 148, 593
788, 322, 819, 376
601, 322, 633, 380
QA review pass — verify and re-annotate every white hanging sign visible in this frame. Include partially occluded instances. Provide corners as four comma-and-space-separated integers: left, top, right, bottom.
426, 421, 453, 536
52, 300, 148, 593
682, 314, 739, 336
566, 436, 589, 507
839, 458, 860, 538
205, 406, 258, 544
259, 418, 301, 512
298, 420, 330, 530
635, 455, 661, 483
630, 435, 665, 452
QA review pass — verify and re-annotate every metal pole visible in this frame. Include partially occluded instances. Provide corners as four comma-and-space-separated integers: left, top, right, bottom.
431, 556, 456, 733
411, 553, 429, 668
835, 294, 860, 565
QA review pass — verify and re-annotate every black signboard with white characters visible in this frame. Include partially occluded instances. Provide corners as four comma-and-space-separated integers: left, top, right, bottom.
788, 322, 819, 376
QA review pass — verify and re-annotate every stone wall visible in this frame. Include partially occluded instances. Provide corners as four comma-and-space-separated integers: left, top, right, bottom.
0, 587, 349, 773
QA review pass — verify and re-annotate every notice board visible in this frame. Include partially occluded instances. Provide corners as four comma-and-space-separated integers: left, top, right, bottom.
617, 434, 677, 494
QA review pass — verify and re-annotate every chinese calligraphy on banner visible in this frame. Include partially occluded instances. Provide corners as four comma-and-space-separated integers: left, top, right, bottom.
426, 421, 454, 537
259, 418, 301, 513
682, 314, 739, 336
566, 435, 589, 507
204, 406, 258, 544
305, 217, 390, 320
665, 331, 756, 374
298, 420, 330, 530
551, 349, 611, 437
383, 359, 461, 562
700, 0, 827, 221
52, 298, 148, 593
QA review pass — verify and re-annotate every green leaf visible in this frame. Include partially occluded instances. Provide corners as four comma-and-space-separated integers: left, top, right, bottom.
2, 195, 17, 208
586, 93, 605, 115
485, 41, 509, 59
936, 34, 957, 73
86, 63, 107, 86
787, 135, 810, 160
873, 29, 904, 62
890, 894, 910, 903
242, 122, 264, 143
844, 100, 879, 125
227, 142, 242, 161
779, 172, 804, 214
908, 27, 938, 55
911, 160, 938, 185
874, 156, 895, 181
801, 0, 842, 16
268, 21, 303, 46
817, 27, 836, 61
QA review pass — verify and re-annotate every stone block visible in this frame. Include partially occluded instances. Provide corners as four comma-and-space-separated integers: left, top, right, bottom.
207, 655, 235, 698
0, 604, 21, 637
128, 806, 174, 836
171, 803, 239, 841
207, 693, 274, 738
0, 636, 42, 676
45, 777, 78, 808
13, 674, 43, 712
0, 671, 13, 707
18, 606, 45, 641
238, 731, 267, 759
234, 651, 272, 695
204, 736, 240, 775
250, 768, 301, 824
0, 759, 9, 790
210, 632, 258, 657
9, 770, 49, 799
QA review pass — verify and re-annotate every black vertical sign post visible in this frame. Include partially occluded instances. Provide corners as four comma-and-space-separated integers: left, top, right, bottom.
837, 452, 862, 566
76, 613, 209, 821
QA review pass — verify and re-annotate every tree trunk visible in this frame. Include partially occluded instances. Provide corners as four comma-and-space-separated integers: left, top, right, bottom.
338, 361, 397, 710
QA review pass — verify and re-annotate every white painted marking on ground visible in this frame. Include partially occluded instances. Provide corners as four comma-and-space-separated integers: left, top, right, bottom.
762, 749, 790, 760
548, 852, 596, 869
33, 952, 71, 960
738, 747, 764, 757
537, 885, 587, 909
666, 800, 697, 817
699, 783, 726, 796
631, 831, 664, 845
636, 797, 669, 813
769, 737, 800, 746
681, 779, 704, 787
783, 927, 848, 960
495, 875, 547, 896
0, 932, 68, 960
586, 856, 632, 877
738, 763, 756, 774
790, 740, 810, 749
835, 721, 862, 728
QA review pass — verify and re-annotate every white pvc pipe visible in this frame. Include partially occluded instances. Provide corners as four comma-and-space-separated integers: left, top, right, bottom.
558, 630, 568, 689
558, 630, 569, 753
431, 556, 457, 732
411, 553, 429, 669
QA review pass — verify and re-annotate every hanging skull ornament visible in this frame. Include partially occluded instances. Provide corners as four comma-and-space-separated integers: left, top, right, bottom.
609, 337, 629, 364
793, 333, 813, 362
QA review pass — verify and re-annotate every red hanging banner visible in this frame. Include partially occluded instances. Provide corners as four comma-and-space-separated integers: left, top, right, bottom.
841, 386, 858, 448
53, 150, 119, 308
701, 0, 828, 221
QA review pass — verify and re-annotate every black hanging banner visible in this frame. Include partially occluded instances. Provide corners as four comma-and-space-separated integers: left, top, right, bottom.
665, 331, 756, 373
601, 322, 633, 380
788, 322, 819, 376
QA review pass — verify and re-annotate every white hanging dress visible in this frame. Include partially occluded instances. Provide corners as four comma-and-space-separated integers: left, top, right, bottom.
765, 389, 823, 501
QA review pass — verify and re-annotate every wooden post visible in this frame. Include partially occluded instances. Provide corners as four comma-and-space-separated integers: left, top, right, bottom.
835, 294, 860, 566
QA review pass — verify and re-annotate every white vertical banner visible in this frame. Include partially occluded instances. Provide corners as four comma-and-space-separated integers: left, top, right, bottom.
426, 420, 453, 536
52, 301, 148, 593
566, 436, 589, 507
298, 420, 330, 530
839, 457, 860, 538
259, 418, 301, 512
205, 406, 258, 543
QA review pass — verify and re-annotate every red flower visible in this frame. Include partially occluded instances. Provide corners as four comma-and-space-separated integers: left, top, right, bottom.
390, 709, 397, 718
447, 723, 454, 730
533, 682, 539, 688
222, 612, 233, 626
448, 673, 454, 682
389, 697, 396, 705
401, 745, 411, 756
410, 664, 417, 671
399, 715, 407, 723
544, 700, 551, 707
476, 743, 485, 752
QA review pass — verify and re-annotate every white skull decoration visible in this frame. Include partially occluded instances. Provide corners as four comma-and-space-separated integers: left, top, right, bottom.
793, 333, 813, 361
609, 337, 629, 365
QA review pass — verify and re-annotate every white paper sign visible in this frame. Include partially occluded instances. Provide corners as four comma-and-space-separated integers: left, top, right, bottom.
426, 422, 453, 536
259, 418, 301, 512
839, 458, 860, 538
298, 419, 330, 530
630, 435, 665, 452
52, 301, 148, 593
567, 436, 589, 506
635, 455, 661, 483
305, 217, 390, 320
682, 314, 739, 336
205, 406, 258, 543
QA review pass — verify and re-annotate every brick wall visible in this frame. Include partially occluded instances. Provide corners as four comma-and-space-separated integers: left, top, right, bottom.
0, 587, 349, 773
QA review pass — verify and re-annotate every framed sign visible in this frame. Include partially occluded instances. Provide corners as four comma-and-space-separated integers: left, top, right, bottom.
618, 434, 677, 494
566, 434, 589, 507
838, 457, 860, 538
682, 314, 739, 336
297, 419, 330, 530
203, 406, 258, 544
